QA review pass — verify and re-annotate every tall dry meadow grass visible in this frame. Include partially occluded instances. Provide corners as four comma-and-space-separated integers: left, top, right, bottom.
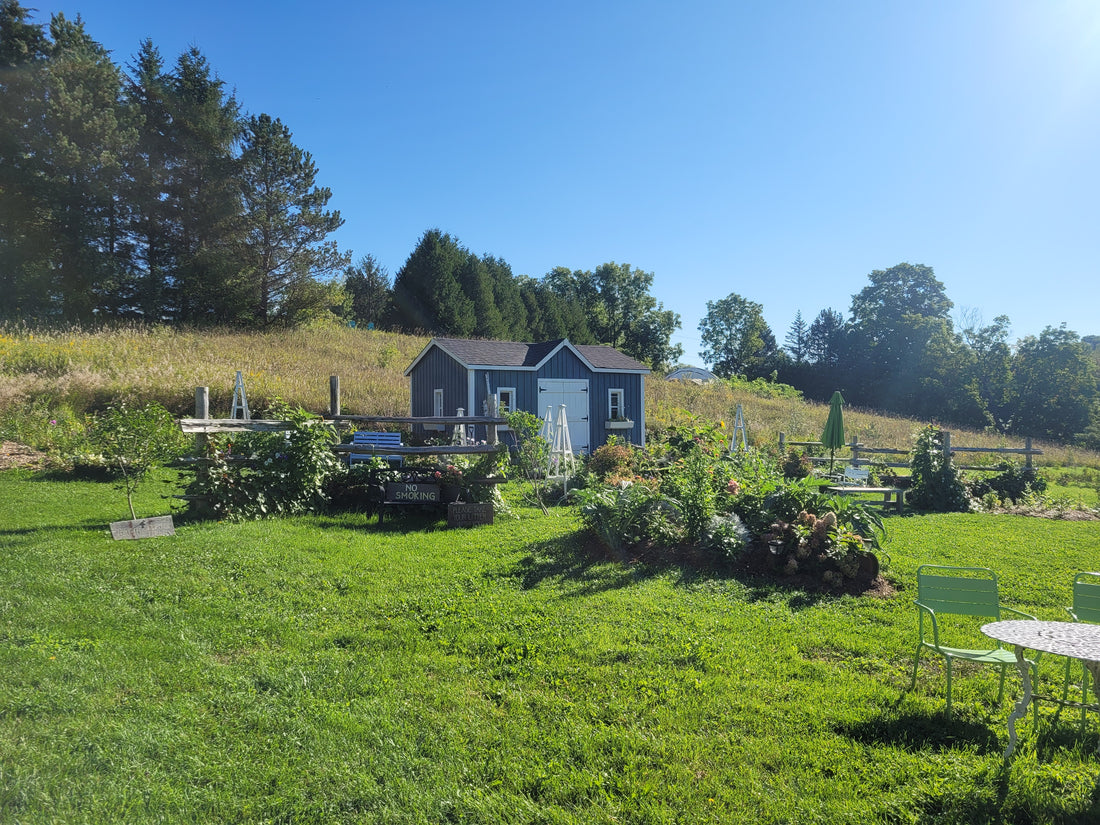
2, 323, 1097, 468
0, 324, 426, 417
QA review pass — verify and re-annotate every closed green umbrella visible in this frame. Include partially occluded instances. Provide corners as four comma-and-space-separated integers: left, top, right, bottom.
821, 391, 846, 473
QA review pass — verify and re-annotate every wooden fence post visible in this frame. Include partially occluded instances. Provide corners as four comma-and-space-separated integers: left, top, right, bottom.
1025, 437, 1033, 468
330, 375, 340, 417
943, 430, 951, 461
192, 387, 210, 515
778, 432, 786, 452
850, 438, 861, 466
486, 395, 498, 446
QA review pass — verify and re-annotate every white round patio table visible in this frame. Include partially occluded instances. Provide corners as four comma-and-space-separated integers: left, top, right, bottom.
981, 620, 1100, 758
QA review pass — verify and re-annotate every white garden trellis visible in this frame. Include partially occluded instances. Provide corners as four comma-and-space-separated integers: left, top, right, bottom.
546, 403, 578, 485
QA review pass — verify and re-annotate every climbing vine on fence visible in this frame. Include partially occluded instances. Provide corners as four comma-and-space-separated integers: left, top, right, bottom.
186, 401, 340, 520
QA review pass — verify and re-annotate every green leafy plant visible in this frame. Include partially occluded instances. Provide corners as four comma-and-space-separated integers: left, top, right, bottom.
908, 425, 971, 512
91, 401, 187, 520
967, 461, 1047, 504
186, 401, 340, 520
505, 410, 553, 514
663, 449, 720, 545
573, 481, 678, 557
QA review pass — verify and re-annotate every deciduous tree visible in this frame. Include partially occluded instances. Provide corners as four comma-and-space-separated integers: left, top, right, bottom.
698, 293, 774, 378
1010, 325, 1098, 443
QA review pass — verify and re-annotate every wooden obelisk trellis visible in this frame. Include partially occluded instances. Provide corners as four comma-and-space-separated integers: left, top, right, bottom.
729, 403, 748, 452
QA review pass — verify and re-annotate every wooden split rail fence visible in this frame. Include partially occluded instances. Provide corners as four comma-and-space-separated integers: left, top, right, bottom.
177, 377, 509, 525
778, 431, 1042, 471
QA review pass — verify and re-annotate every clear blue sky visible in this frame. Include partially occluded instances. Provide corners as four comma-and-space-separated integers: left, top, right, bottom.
30, 0, 1100, 361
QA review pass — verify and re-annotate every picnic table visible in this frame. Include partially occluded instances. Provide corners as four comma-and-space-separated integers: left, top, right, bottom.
826, 484, 906, 513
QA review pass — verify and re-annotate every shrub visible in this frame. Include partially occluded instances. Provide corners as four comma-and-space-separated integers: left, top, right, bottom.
908, 425, 971, 513
185, 401, 340, 520
587, 438, 635, 481
780, 447, 812, 480
967, 461, 1047, 504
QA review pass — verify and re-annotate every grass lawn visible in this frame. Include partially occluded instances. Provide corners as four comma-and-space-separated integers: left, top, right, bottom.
3, 470, 1100, 824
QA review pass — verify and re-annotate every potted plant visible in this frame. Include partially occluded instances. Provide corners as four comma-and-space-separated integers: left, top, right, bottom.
434, 463, 465, 502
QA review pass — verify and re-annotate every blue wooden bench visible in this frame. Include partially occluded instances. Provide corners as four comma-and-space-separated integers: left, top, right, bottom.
348, 431, 404, 465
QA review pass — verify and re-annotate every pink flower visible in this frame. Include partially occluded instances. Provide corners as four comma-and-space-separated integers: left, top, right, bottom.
726, 479, 741, 495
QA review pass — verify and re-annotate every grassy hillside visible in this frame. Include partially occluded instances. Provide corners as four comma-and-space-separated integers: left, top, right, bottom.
2, 323, 1098, 469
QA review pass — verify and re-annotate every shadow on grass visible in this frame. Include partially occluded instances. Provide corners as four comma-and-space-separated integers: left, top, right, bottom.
504, 530, 861, 610
1032, 713, 1100, 760
836, 707, 1004, 754
505, 532, 662, 597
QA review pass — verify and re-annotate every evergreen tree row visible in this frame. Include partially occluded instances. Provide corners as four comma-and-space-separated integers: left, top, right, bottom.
0, 2, 347, 327
346, 229, 683, 371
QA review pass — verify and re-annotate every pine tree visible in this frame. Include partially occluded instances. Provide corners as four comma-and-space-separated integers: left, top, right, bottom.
390, 229, 469, 333
237, 113, 348, 326
124, 39, 175, 319
785, 310, 809, 363
38, 13, 137, 322
0, 0, 51, 321
344, 254, 391, 328
457, 254, 505, 338
162, 47, 243, 324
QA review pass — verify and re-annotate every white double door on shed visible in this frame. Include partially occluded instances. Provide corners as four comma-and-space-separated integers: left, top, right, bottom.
537, 379, 590, 454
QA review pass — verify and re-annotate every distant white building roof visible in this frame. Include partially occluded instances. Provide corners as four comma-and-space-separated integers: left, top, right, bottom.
666, 366, 718, 383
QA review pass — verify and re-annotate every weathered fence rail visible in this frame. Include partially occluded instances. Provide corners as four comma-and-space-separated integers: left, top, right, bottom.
779, 431, 1042, 470
182, 382, 508, 454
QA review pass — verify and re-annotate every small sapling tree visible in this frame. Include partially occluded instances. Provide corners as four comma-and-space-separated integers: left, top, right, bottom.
93, 401, 186, 520
505, 410, 552, 514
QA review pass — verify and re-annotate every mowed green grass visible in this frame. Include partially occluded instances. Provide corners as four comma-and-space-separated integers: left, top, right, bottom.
3, 471, 1100, 824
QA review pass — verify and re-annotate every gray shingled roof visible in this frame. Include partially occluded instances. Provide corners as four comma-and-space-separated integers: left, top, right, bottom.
429, 337, 649, 372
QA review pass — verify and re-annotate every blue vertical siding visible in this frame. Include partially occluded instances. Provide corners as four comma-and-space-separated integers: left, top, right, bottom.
409, 342, 647, 450
410, 348, 467, 438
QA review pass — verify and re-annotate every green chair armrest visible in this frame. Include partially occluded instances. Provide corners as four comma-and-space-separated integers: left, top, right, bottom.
1000, 605, 1037, 621
914, 600, 940, 646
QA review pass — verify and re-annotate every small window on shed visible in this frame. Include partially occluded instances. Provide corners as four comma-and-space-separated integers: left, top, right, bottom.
429, 388, 444, 431
609, 388, 626, 420
496, 387, 516, 430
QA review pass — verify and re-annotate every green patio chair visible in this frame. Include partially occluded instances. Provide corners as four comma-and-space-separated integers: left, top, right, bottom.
910, 565, 1037, 717
1058, 572, 1100, 730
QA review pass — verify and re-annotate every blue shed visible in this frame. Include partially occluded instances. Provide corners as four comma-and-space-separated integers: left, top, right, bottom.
404, 337, 650, 453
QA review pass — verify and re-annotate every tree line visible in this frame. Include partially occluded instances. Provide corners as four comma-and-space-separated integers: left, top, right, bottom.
348, 228, 681, 370
1, 2, 347, 327
698, 262, 1100, 448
